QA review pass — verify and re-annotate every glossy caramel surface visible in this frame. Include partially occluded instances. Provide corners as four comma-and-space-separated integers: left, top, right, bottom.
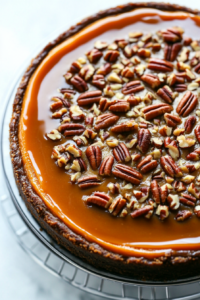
19, 8, 200, 258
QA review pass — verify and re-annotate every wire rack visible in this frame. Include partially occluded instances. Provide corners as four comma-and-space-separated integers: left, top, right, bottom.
2, 63, 200, 300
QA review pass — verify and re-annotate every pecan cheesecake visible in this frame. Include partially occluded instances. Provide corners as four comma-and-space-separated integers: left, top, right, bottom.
10, 3, 200, 281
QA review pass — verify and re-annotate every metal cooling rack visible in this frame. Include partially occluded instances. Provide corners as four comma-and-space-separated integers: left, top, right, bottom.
1, 53, 200, 300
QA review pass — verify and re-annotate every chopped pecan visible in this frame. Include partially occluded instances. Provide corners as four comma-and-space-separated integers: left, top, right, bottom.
60, 88, 76, 99
86, 192, 111, 208
176, 210, 192, 222
167, 73, 185, 86
177, 135, 195, 148
142, 103, 173, 121
166, 140, 180, 160
107, 182, 120, 194
66, 144, 82, 157
73, 135, 88, 147
86, 145, 102, 170
109, 99, 130, 112
57, 153, 71, 167
122, 80, 144, 95
96, 63, 112, 75
176, 91, 198, 117
94, 41, 108, 50
184, 116, 196, 134
186, 148, 200, 161
113, 143, 131, 163
126, 95, 141, 106
147, 58, 173, 72
95, 113, 119, 131
151, 181, 168, 204
188, 183, 200, 199
85, 114, 94, 127
59, 123, 85, 136
131, 205, 153, 218
157, 86, 178, 104
137, 155, 157, 173
180, 193, 196, 207
99, 98, 111, 111
160, 155, 183, 177
174, 181, 186, 193
140, 74, 161, 89
50, 98, 63, 111
121, 66, 134, 78
79, 64, 95, 81
161, 26, 184, 42
111, 120, 138, 133
167, 194, 180, 210
47, 129, 61, 141
109, 198, 127, 216
137, 128, 151, 153
174, 83, 187, 92
184, 37, 192, 46
133, 187, 150, 203
70, 61, 82, 73
177, 47, 190, 62
164, 113, 181, 127
92, 75, 106, 89
64, 72, 73, 82
78, 176, 101, 189
69, 105, 85, 121
156, 205, 169, 220
112, 164, 143, 185
83, 128, 97, 140
137, 48, 151, 58
77, 90, 102, 106
71, 158, 87, 172
71, 75, 88, 92
132, 153, 141, 162
86, 48, 103, 63
99, 156, 114, 176
164, 43, 182, 61
194, 205, 200, 217
195, 125, 200, 143
104, 50, 120, 62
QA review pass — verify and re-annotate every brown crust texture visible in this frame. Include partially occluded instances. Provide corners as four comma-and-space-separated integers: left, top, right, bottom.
9, 2, 200, 281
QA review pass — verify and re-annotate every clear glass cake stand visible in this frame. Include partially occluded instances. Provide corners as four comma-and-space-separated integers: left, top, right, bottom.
2, 61, 200, 300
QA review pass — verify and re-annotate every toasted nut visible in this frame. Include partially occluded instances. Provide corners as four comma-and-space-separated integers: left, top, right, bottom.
78, 176, 101, 189
94, 41, 108, 50
104, 50, 120, 62
194, 205, 200, 217
164, 114, 181, 128
71, 75, 88, 92
188, 183, 200, 199
160, 155, 183, 178
107, 182, 120, 194
137, 155, 157, 173
99, 156, 114, 176
86, 192, 112, 208
133, 187, 150, 203
184, 116, 196, 134
135, 64, 146, 76
69, 105, 85, 121
112, 164, 143, 185
96, 63, 112, 75
92, 75, 106, 89
66, 144, 82, 157
186, 148, 200, 161
52, 108, 67, 119
180, 193, 196, 206
113, 143, 131, 163
111, 120, 138, 133
177, 135, 195, 148
166, 140, 180, 160
131, 205, 153, 219
109, 198, 126, 216
131, 153, 141, 162
177, 47, 190, 62
95, 113, 119, 131
47, 129, 61, 141
195, 125, 200, 143
103, 85, 115, 97
151, 138, 163, 148
137, 129, 151, 153
71, 172, 81, 183
73, 135, 88, 147
157, 86, 178, 104
167, 194, 180, 210
122, 80, 144, 94
86, 145, 102, 170
86, 48, 103, 63
142, 103, 173, 121
164, 43, 182, 62
71, 158, 87, 172
176, 210, 192, 221
174, 181, 186, 192
141, 74, 161, 89
173, 128, 185, 136
106, 139, 119, 148
125, 138, 137, 149
159, 126, 172, 137
181, 175, 195, 184
156, 205, 169, 220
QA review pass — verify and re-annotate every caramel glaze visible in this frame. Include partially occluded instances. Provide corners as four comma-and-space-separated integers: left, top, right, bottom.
19, 8, 200, 258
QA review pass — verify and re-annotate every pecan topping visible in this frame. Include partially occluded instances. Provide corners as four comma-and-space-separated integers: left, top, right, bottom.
186, 148, 200, 161
78, 176, 101, 189
104, 50, 120, 62
71, 75, 88, 92
195, 125, 200, 143
180, 193, 196, 207
111, 120, 138, 133
184, 116, 196, 134
86, 48, 103, 63
156, 205, 169, 220
142, 103, 173, 121
160, 155, 183, 177
112, 164, 143, 185
164, 113, 181, 127
109, 99, 130, 112
122, 80, 144, 94
151, 181, 168, 204
164, 43, 182, 61
176, 210, 192, 222
157, 86, 178, 104
113, 143, 131, 162
92, 75, 106, 89
96, 63, 112, 75
79, 64, 95, 81
161, 26, 184, 42
147, 58, 173, 72
140, 74, 161, 89
131, 205, 153, 218
77, 90, 102, 106
137, 128, 151, 153
99, 156, 114, 176
59, 123, 85, 136
176, 91, 198, 117
95, 113, 119, 130
86, 192, 111, 208
71, 158, 87, 172
109, 198, 126, 216
86, 145, 102, 170
137, 155, 157, 174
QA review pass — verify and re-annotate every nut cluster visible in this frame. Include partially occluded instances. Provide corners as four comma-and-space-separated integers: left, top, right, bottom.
47, 26, 200, 222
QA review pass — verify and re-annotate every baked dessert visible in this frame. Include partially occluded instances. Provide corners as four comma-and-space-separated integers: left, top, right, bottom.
10, 2, 200, 281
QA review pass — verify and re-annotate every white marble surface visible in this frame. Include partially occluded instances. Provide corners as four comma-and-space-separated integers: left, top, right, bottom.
0, 1, 200, 299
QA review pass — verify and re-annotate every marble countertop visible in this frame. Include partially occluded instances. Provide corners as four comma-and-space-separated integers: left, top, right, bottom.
0, 1, 200, 299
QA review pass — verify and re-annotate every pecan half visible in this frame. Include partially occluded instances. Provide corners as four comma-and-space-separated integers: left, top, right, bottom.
142, 103, 173, 120
195, 125, 200, 143
95, 113, 119, 130
147, 58, 173, 72
161, 27, 184, 42
157, 86, 178, 104
92, 75, 106, 89
99, 156, 114, 176
137, 155, 157, 173
122, 80, 144, 94
160, 155, 183, 177
176, 91, 198, 117
113, 143, 131, 162
131, 205, 153, 218
109, 99, 130, 112
86, 145, 102, 170
176, 210, 192, 222
86, 192, 111, 208
164, 43, 182, 61
180, 193, 196, 207
112, 164, 143, 185
96, 63, 112, 75
164, 113, 181, 127
151, 181, 168, 204
78, 175, 101, 189
104, 50, 120, 62
111, 120, 138, 133
86, 48, 103, 63
186, 148, 200, 161
137, 128, 151, 153
184, 116, 196, 134
173, 84, 187, 92
79, 64, 95, 81
71, 75, 88, 92
59, 123, 85, 136
77, 90, 102, 106
140, 74, 161, 89
109, 198, 127, 216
